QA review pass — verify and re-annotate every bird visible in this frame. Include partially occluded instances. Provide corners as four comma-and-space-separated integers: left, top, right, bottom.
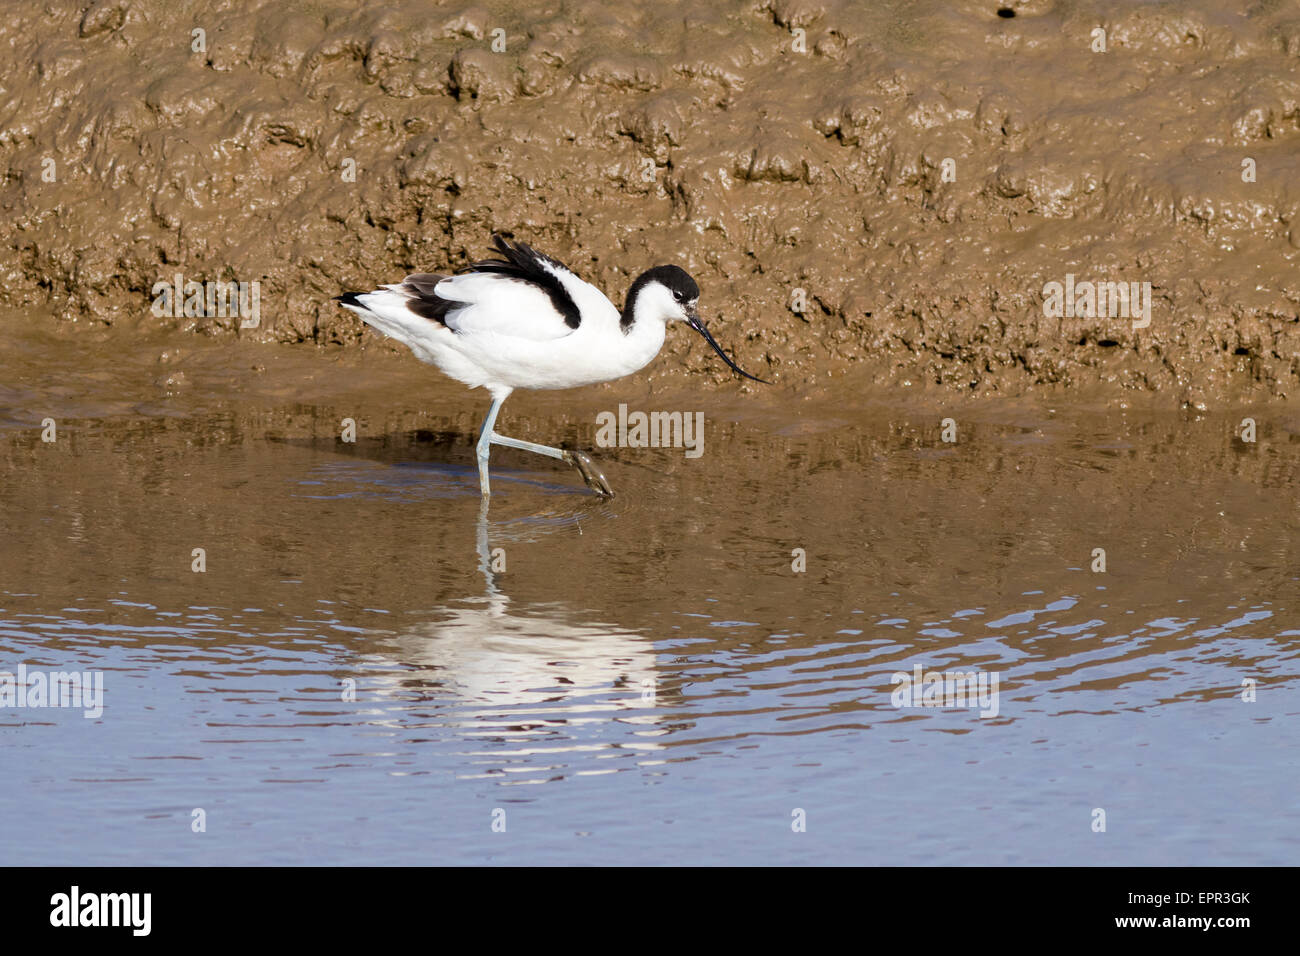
334, 234, 768, 497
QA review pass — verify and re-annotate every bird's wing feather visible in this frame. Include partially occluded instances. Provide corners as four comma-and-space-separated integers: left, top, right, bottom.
464, 236, 587, 330
433, 272, 579, 342
365, 236, 612, 343
391, 273, 454, 324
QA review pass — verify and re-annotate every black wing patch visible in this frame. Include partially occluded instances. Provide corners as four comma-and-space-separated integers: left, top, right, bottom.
464, 234, 582, 330
398, 273, 455, 325
346, 236, 581, 331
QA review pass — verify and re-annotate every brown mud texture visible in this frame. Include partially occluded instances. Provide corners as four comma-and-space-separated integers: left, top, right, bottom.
2, 0, 1299, 404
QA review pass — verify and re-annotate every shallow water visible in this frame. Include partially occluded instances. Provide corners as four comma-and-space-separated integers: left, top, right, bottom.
1, 315, 1298, 865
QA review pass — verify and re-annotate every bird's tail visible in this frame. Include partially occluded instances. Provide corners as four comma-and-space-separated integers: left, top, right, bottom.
334, 279, 449, 357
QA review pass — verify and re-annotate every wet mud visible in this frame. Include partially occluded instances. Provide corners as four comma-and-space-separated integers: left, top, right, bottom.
2, 1, 1299, 402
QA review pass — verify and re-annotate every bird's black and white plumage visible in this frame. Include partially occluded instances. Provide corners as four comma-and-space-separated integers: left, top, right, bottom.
334, 234, 766, 496
336, 235, 763, 394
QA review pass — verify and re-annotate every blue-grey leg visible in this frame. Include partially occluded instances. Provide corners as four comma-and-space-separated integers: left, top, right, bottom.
490, 433, 567, 460
477, 397, 614, 497
475, 394, 505, 496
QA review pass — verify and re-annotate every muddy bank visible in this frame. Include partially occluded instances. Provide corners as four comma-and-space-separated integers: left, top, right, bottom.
1, 0, 1299, 402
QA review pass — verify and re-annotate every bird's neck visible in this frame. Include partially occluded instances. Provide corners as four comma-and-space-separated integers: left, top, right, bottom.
620, 273, 660, 333
619, 296, 641, 334
616, 300, 667, 371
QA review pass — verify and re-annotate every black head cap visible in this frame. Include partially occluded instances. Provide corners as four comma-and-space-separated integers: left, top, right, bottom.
641, 265, 699, 303
622, 265, 699, 330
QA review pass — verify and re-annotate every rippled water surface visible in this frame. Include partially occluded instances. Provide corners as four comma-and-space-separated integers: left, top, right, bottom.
2, 317, 1298, 864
